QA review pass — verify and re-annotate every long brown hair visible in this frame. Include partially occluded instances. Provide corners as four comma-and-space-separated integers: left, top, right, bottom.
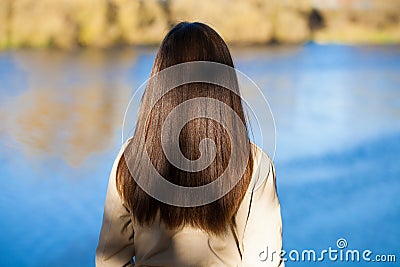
116, 22, 253, 235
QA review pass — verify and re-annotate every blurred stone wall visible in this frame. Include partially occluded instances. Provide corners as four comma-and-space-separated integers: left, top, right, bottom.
1, 0, 400, 49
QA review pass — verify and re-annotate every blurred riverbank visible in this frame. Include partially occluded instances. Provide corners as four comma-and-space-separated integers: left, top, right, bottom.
1, 0, 400, 50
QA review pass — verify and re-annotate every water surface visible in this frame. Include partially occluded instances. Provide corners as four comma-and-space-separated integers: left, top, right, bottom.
0, 44, 399, 266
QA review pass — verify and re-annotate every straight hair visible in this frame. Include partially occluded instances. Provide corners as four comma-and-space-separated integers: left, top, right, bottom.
116, 22, 253, 235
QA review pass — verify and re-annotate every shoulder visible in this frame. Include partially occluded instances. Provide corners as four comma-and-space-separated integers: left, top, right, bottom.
112, 138, 133, 168
248, 142, 275, 194
108, 137, 134, 191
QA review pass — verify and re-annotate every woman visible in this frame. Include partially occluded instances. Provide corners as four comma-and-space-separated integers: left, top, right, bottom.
96, 22, 283, 267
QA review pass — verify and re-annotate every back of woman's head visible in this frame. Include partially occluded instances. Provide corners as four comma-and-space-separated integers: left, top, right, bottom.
116, 22, 253, 235
151, 22, 234, 71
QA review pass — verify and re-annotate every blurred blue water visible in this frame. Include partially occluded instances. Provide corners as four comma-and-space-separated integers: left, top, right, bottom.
0, 44, 399, 266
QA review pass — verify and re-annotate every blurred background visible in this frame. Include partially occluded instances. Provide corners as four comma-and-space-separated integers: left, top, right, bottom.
0, 0, 399, 266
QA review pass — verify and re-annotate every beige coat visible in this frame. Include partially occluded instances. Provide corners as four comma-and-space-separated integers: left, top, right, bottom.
96, 141, 284, 267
